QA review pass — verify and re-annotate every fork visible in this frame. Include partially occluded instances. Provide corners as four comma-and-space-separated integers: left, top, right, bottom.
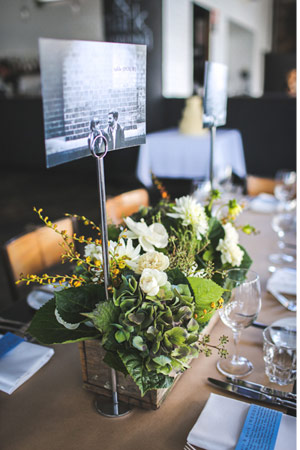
184, 442, 197, 450
0, 317, 27, 327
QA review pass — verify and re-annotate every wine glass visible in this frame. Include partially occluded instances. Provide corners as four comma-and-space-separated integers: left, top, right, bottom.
191, 178, 211, 203
217, 269, 261, 378
274, 170, 296, 212
269, 212, 296, 264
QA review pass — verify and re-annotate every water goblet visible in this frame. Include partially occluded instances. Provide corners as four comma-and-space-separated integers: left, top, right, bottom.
269, 212, 296, 264
274, 170, 296, 212
191, 178, 211, 203
217, 269, 261, 378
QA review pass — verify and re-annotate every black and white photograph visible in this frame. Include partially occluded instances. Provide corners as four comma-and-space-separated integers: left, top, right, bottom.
39, 38, 146, 168
203, 61, 228, 128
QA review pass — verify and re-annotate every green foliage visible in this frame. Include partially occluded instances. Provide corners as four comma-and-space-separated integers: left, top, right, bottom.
83, 300, 117, 334
55, 284, 106, 324
188, 277, 225, 324
27, 299, 100, 344
118, 350, 174, 396
26, 191, 255, 395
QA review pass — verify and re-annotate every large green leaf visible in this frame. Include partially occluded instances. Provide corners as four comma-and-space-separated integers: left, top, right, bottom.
188, 277, 224, 323
166, 268, 188, 286
188, 277, 224, 307
83, 300, 117, 334
238, 245, 252, 270
118, 350, 174, 396
55, 284, 106, 324
27, 298, 100, 344
207, 217, 225, 243
103, 350, 128, 375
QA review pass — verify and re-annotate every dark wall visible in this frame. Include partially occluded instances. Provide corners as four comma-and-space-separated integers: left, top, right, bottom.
103, 0, 164, 133
225, 96, 296, 178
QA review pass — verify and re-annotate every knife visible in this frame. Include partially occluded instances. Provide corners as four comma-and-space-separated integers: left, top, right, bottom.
225, 377, 296, 403
251, 321, 296, 334
269, 288, 297, 312
207, 377, 296, 410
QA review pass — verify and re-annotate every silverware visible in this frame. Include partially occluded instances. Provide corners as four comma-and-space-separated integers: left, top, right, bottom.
251, 321, 267, 329
251, 321, 296, 334
269, 288, 296, 312
278, 241, 296, 250
184, 442, 197, 450
268, 266, 296, 273
225, 377, 296, 403
0, 317, 27, 327
0, 325, 35, 342
207, 377, 296, 410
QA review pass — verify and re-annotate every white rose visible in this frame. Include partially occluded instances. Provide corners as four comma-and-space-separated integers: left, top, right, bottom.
139, 268, 168, 296
124, 217, 169, 252
147, 223, 169, 248
217, 223, 244, 267
136, 251, 169, 274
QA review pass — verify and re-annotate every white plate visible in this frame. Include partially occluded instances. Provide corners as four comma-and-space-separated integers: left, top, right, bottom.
27, 284, 66, 310
249, 193, 279, 213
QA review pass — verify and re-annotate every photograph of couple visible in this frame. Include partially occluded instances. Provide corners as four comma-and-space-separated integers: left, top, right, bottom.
88, 111, 125, 154
39, 38, 146, 168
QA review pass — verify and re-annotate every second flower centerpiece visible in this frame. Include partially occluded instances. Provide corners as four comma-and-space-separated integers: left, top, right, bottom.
20, 188, 255, 407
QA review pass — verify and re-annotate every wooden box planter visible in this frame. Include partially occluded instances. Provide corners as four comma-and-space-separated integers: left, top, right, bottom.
78, 313, 219, 410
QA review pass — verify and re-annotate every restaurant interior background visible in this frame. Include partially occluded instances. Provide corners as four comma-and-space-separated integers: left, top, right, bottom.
0, 0, 296, 312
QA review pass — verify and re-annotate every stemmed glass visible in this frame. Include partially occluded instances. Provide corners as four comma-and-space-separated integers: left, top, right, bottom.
274, 170, 296, 212
269, 213, 296, 264
217, 269, 261, 378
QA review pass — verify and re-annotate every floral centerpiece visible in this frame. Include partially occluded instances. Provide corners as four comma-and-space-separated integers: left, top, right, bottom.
19, 187, 255, 396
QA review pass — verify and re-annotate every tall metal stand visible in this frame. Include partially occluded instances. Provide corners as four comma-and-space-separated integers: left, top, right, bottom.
90, 134, 131, 418
209, 125, 216, 190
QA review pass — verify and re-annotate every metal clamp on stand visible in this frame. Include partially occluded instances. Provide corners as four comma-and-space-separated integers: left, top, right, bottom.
89, 134, 131, 418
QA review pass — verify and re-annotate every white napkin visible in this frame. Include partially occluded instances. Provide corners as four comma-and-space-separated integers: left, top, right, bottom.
267, 268, 296, 296
249, 193, 278, 213
0, 335, 54, 394
187, 393, 296, 450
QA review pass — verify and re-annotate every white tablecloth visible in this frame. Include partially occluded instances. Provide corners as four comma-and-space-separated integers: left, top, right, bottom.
136, 128, 246, 187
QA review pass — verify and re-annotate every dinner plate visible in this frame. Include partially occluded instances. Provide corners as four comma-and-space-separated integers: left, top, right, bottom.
249, 193, 279, 213
27, 284, 66, 310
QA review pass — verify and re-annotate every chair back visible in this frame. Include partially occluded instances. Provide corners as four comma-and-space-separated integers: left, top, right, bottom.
247, 175, 276, 196
106, 189, 149, 225
2, 217, 76, 302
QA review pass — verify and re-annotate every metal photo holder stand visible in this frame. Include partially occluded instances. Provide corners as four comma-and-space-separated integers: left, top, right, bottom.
202, 61, 228, 192
89, 133, 132, 418
209, 124, 216, 191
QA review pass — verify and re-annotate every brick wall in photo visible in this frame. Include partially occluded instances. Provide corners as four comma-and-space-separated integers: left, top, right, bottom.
61, 42, 146, 141
41, 42, 65, 140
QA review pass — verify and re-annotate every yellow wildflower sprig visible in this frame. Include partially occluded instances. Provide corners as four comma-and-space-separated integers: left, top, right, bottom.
151, 172, 170, 201
33, 207, 76, 257
65, 213, 102, 236
16, 273, 87, 288
216, 199, 244, 223
238, 224, 259, 235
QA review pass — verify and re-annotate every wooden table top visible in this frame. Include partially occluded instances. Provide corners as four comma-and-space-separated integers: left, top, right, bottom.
0, 209, 296, 450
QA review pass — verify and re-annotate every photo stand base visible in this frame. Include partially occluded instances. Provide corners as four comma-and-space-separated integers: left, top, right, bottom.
94, 395, 132, 417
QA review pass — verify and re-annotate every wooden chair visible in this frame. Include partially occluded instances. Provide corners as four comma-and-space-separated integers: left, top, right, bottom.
2, 217, 76, 302
106, 188, 149, 225
246, 175, 276, 196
